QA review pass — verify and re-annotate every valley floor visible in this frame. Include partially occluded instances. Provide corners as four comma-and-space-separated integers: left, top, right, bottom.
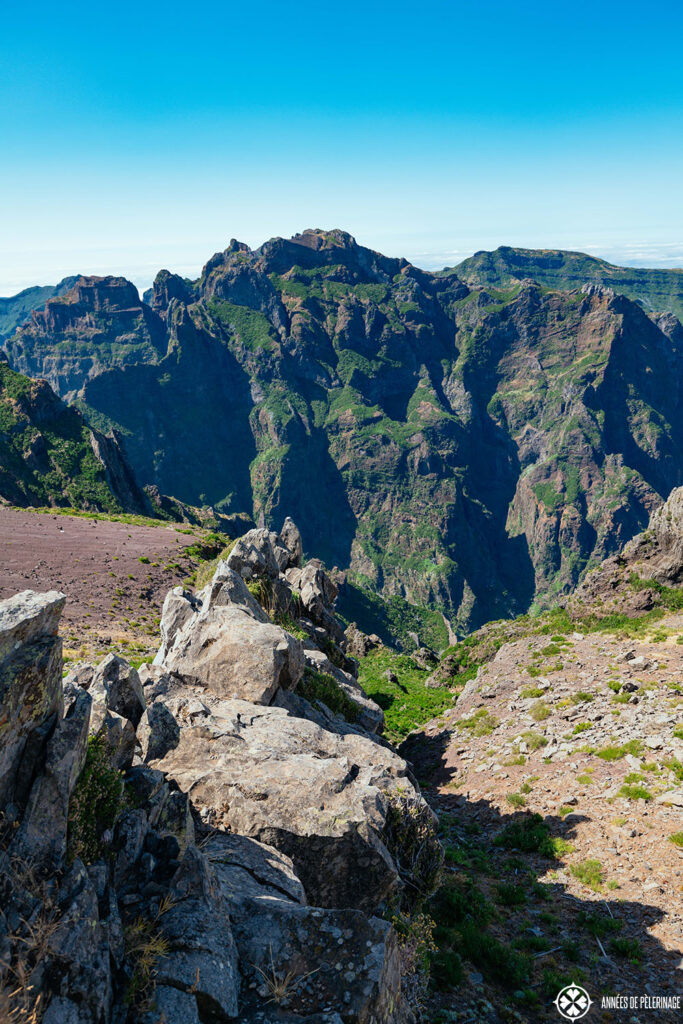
410, 620, 683, 1022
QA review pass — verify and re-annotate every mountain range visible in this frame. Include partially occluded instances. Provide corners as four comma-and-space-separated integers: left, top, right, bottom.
3, 231, 683, 632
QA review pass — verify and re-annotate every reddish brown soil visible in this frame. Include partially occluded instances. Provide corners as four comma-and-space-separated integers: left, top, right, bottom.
0, 508, 200, 664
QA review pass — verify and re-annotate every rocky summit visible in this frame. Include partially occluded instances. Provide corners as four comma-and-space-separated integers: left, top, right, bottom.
0, 519, 443, 1024
6, 231, 683, 631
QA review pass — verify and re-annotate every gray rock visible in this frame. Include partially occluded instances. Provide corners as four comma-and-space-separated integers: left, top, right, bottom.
155, 846, 239, 1019
138, 701, 181, 762
656, 787, 683, 806
64, 662, 95, 690
47, 861, 112, 1022
0, 590, 65, 809
228, 898, 401, 1023
205, 563, 270, 621
91, 654, 146, 727
227, 528, 280, 581
90, 703, 136, 770
146, 985, 201, 1024
285, 562, 343, 642
161, 600, 304, 704
204, 832, 306, 906
154, 587, 203, 665
0, 588, 65, 661
147, 682, 422, 911
279, 517, 303, 568
11, 685, 91, 868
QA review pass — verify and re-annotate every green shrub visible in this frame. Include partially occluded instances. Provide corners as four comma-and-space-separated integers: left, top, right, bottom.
610, 937, 643, 963
570, 859, 604, 891
455, 921, 530, 987
519, 730, 548, 750
520, 685, 545, 698
456, 708, 500, 736
494, 813, 555, 857
618, 783, 652, 801
530, 701, 550, 722
495, 882, 527, 906
595, 739, 643, 761
578, 910, 622, 938
383, 795, 444, 905
67, 736, 124, 864
297, 668, 359, 722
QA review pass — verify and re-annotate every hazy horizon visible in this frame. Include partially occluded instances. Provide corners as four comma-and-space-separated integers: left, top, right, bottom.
3, 234, 683, 300
3, 0, 683, 297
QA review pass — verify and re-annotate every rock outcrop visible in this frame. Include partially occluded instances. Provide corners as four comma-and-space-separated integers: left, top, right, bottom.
0, 519, 437, 1022
569, 484, 683, 617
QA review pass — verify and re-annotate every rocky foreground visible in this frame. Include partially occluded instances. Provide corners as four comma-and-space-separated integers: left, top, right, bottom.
0, 521, 442, 1023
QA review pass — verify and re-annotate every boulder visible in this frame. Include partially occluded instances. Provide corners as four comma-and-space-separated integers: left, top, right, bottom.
90, 654, 146, 727
204, 835, 402, 1023
11, 684, 92, 867
145, 678, 423, 911
154, 587, 203, 665
155, 846, 240, 1019
0, 590, 65, 809
279, 516, 303, 568
43, 860, 112, 1023
227, 528, 280, 580
160, 590, 304, 703
345, 623, 381, 659
89, 684, 136, 770
285, 562, 343, 643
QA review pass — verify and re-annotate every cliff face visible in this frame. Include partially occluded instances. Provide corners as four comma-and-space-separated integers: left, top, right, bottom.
4, 276, 167, 399
6, 230, 683, 630
0, 360, 150, 513
0, 275, 78, 342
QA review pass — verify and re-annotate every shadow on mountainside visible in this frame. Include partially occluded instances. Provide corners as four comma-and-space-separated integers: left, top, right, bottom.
401, 731, 682, 1024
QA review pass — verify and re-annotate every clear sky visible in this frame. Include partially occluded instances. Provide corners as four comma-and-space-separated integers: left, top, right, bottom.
2, 0, 683, 295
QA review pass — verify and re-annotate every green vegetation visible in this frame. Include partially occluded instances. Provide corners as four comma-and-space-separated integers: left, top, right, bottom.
494, 814, 555, 857
610, 938, 643, 964
519, 730, 548, 750
453, 246, 683, 323
207, 299, 276, 351
456, 708, 500, 737
337, 581, 449, 653
297, 668, 360, 723
592, 740, 643, 761
0, 362, 127, 512
67, 736, 124, 864
358, 648, 454, 742
570, 859, 605, 891
618, 782, 652, 801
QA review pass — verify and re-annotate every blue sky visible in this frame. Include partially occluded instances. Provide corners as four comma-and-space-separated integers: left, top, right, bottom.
1, 0, 683, 294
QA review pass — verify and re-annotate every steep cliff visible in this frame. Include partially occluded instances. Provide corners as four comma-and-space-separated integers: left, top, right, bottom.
0, 275, 78, 342
0, 360, 149, 513
6, 230, 683, 631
